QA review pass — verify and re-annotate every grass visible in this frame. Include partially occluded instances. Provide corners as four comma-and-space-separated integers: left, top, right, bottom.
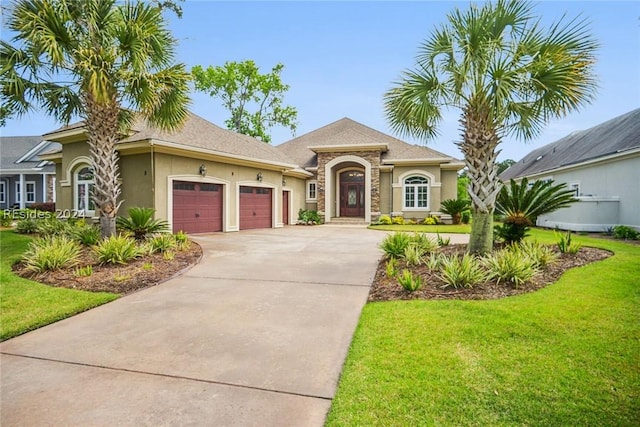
369, 223, 472, 233
0, 230, 118, 341
327, 229, 640, 426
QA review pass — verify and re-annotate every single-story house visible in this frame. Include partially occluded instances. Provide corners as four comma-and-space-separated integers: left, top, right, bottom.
0, 136, 60, 210
40, 113, 463, 233
501, 108, 640, 232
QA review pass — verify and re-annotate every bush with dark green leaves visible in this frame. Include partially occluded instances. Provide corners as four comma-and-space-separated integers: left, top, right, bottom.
495, 178, 577, 244
440, 198, 470, 225
612, 225, 639, 240
116, 207, 169, 240
297, 209, 321, 224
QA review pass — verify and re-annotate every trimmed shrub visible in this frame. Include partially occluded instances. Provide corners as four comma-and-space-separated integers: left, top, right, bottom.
94, 234, 144, 265
379, 232, 411, 258
439, 253, 486, 289
612, 225, 639, 240
298, 209, 321, 224
423, 216, 438, 225
22, 235, 81, 273
392, 216, 405, 225
377, 214, 392, 225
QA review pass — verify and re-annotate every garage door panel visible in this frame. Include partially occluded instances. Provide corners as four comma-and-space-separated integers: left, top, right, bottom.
172, 181, 222, 234
240, 186, 272, 230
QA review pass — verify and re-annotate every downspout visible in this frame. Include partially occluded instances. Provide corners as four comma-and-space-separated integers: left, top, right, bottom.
150, 142, 155, 210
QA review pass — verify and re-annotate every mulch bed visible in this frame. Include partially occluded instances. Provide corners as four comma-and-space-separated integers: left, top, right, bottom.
369, 244, 612, 302
13, 242, 202, 295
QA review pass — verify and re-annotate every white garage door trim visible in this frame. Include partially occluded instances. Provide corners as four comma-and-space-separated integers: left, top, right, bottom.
167, 175, 230, 232
235, 180, 278, 230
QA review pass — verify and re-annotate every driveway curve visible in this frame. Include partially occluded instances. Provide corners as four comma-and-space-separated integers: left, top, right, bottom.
1, 225, 384, 426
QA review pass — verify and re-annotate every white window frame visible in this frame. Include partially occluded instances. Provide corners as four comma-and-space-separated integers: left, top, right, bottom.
74, 166, 96, 216
403, 175, 430, 210
0, 181, 5, 204
306, 180, 318, 202
16, 181, 36, 204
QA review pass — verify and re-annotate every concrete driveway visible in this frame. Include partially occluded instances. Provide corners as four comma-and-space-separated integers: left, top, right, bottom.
1, 226, 384, 426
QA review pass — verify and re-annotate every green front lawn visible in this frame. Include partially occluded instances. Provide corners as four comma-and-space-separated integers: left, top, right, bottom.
327, 229, 640, 426
0, 230, 118, 341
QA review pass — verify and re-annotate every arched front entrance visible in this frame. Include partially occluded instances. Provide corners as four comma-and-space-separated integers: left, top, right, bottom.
339, 170, 365, 217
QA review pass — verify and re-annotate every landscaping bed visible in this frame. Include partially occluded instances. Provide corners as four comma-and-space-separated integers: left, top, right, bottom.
12, 241, 202, 295
370, 243, 612, 302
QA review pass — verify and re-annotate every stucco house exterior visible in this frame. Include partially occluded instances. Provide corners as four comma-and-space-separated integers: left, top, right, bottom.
40, 113, 463, 233
0, 136, 59, 210
501, 108, 640, 232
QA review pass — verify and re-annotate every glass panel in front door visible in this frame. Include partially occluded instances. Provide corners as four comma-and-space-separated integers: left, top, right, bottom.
348, 186, 357, 207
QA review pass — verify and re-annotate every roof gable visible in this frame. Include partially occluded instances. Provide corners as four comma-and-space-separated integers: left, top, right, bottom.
0, 136, 60, 171
276, 117, 460, 168
502, 108, 640, 180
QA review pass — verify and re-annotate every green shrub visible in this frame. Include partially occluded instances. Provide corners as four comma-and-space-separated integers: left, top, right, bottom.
15, 218, 39, 234
397, 269, 423, 292
483, 249, 538, 288
22, 235, 81, 273
163, 250, 175, 260
410, 232, 438, 254
116, 207, 169, 240
403, 244, 423, 266
439, 253, 486, 289
385, 257, 398, 278
379, 232, 411, 258
70, 223, 101, 246
425, 252, 442, 270
436, 232, 450, 247
74, 265, 93, 277
36, 217, 73, 237
1, 211, 13, 227
494, 220, 530, 244
423, 216, 438, 225
94, 234, 143, 265
392, 216, 405, 225
377, 214, 392, 225
440, 198, 470, 225
612, 225, 639, 240
555, 230, 581, 254
515, 240, 558, 269
173, 231, 191, 251
149, 233, 177, 253
298, 209, 321, 224
461, 211, 471, 224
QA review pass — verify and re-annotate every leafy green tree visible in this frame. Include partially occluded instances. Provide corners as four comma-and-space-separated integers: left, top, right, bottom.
192, 60, 298, 143
384, 0, 598, 253
497, 159, 516, 175
495, 178, 577, 244
457, 172, 471, 201
1, 0, 190, 238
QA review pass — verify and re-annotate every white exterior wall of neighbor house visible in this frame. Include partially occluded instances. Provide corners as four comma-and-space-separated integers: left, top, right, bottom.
535, 155, 640, 232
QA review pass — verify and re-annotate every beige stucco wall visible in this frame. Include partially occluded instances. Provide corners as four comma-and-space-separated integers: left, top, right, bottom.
379, 170, 392, 214
440, 170, 459, 202
283, 176, 306, 223
119, 153, 153, 213
153, 152, 291, 231
56, 141, 93, 214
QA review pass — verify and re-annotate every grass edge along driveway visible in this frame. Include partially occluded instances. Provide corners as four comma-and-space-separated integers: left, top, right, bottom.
327, 229, 639, 426
0, 230, 118, 341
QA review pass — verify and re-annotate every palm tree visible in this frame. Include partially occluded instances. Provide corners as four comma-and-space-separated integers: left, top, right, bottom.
1, 0, 190, 237
495, 178, 577, 243
384, 0, 598, 253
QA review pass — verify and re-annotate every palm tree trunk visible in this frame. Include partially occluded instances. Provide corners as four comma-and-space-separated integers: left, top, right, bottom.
84, 94, 123, 238
458, 107, 502, 254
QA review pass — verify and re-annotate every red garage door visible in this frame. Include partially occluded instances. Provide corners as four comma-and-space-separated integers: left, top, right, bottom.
240, 186, 272, 230
172, 181, 222, 233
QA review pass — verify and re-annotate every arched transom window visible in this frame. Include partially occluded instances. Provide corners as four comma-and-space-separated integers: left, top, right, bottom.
403, 175, 429, 209
75, 166, 95, 215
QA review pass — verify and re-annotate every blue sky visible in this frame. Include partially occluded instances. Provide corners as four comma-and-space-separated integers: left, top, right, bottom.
2, 0, 639, 162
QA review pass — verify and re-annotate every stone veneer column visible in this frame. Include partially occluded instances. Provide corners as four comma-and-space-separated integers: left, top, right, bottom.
316, 150, 381, 222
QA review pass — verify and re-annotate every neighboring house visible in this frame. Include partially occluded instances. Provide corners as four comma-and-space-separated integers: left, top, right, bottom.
501, 108, 640, 232
277, 118, 464, 223
41, 113, 463, 233
0, 136, 60, 210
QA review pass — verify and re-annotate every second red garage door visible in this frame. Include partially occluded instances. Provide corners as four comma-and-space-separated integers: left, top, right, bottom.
239, 186, 272, 230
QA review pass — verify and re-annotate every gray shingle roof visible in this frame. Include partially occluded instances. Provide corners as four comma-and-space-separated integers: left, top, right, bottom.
276, 117, 460, 168
45, 112, 298, 167
502, 108, 640, 180
0, 136, 59, 172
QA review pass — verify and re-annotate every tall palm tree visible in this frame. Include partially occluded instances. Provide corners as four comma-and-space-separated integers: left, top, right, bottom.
384, 0, 598, 253
1, 0, 190, 237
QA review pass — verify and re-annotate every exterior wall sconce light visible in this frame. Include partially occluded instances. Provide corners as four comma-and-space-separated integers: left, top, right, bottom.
256, 172, 263, 182
199, 164, 207, 176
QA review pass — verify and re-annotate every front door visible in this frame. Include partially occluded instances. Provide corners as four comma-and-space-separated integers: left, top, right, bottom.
339, 170, 365, 217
